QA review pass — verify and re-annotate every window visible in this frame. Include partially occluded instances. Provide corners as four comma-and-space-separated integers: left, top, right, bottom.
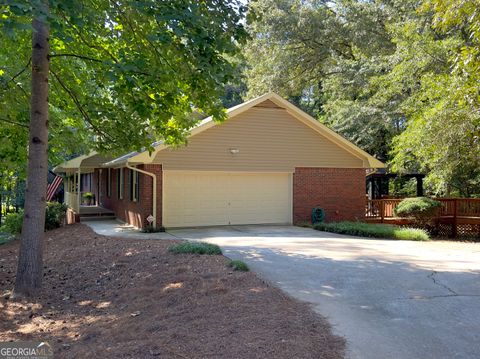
117, 168, 124, 199
129, 169, 140, 202
107, 168, 112, 197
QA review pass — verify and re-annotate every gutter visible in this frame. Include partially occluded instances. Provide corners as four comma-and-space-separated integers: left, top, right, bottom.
125, 162, 157, 228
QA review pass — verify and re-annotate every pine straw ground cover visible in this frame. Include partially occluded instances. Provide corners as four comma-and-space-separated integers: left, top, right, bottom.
0, 224, 344, 359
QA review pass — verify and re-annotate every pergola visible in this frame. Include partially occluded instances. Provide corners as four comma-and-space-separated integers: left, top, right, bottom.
366, 170, 425, 199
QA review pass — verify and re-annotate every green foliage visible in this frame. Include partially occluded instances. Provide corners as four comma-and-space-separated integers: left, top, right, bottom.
228, 260, 249, 272
0, 0, 248, 168
244, 0, 403, 161
1, 210, 24, 235
44, 202, 68, 231
394, 197, 442, 228
82, 192, 94, 200
389, 177, 417, 198
314, 221, 430, 241
169, 241, 222, 255
0, 232, 14, 245
245, 0, 480, 195
296, 221, 313, 228
1, 202, 67, 234
141, 225, 165, 233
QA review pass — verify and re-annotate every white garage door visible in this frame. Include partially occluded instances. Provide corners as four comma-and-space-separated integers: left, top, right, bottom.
163, 171, 292, 227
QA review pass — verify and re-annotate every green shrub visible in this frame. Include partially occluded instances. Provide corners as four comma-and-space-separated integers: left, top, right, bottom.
228, 260, 249, 272
2, 210, 24, 235
1, 202, 67, 235
0, 232, 14, 245
169, 241, 222, 255
45, 202, 68, 230
314, 221, 430, 241
141, 224, 166, 233
394, 197, 442, 226
296, 221, 313, 228
82, 192, 94, 205
82, 192, 94, 200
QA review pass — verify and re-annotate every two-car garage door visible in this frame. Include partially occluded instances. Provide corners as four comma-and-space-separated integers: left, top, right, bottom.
163, 171, 292, 227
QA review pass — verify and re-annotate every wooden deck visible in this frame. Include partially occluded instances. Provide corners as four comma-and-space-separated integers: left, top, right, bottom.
365, 198, 480, 238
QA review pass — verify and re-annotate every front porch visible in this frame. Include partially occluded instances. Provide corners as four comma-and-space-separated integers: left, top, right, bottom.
54, 152, 115, 223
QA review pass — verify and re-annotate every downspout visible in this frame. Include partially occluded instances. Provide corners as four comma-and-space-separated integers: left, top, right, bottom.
125, 162, 157, 228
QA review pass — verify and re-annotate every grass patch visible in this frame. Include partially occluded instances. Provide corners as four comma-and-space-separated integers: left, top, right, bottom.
313, 221, 430, 241
169, 241, 222, 255
228, 260, 249, 272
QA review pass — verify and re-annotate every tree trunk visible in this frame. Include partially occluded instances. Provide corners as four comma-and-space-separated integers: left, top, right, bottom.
14, 3, 50, 298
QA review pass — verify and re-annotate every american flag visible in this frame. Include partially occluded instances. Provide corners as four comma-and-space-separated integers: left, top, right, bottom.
46, 175, 63, 201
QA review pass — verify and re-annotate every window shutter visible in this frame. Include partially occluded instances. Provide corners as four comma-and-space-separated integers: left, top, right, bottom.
135, 171, 140, 202
129, 169, 133, 200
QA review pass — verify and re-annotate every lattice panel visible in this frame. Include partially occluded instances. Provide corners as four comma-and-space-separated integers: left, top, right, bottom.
435, 223, 480, 240
457, 224, 480, 239
436, 224, 452, 238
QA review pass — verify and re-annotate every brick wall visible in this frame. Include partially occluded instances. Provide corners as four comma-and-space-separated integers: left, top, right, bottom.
100, 165, 162, 229
293, 167, 365, 224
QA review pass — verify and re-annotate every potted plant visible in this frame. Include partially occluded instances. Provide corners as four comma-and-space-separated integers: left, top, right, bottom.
82, 192, 94, 206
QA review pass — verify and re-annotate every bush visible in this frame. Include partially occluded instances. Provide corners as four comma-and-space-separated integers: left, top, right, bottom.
0, 202, 67, 235
296, 221, 313, 228
83, 192, 94, 200
228, 260, 249, 272
141, 225, 166, 233
394, 197, 442, 218
0, 232, 14, 245
169, 241, 222, 255
2, 210, 24, 235
314, 221, 430, 241
394, 197, 442, 228
45, 202, 68, 230
82, 192, 94, 205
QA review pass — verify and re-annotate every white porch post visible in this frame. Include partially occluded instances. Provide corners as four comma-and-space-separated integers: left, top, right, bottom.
77, 168, 81, 212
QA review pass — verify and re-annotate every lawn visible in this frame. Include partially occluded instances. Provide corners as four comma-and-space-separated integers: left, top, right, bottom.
0, 224, 344, 359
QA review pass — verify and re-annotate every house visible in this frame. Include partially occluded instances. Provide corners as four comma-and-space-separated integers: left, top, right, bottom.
54, 93, 384, 229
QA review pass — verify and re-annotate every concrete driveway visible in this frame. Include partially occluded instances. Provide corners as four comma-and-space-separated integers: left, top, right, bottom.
168, 225, 480, 359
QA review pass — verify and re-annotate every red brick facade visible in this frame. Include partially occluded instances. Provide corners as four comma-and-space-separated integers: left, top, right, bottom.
97, 164, 162, 229
293, 167, 365, 224
88, 165, 364, 228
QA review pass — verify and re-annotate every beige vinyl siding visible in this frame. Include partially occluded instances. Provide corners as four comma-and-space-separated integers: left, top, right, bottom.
153, 107, 363, 171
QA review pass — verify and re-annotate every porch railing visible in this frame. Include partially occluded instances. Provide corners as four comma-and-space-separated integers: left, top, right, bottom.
65, 191, 80, 213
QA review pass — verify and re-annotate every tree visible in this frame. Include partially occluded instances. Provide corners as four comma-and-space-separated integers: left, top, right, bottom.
244, 0, 405, 160
1, 0, 247, 297
386, 0, 480, 196
244, 0, 480, 195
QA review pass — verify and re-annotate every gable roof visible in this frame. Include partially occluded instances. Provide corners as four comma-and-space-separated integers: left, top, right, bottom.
110, 92, 384, 168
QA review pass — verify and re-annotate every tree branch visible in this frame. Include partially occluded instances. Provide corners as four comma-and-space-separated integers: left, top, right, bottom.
0, 117, 29, 128
49, 53, 102, 62
50, 69, 116, 143
9, 57, 32, 84
2, 57, 31, 98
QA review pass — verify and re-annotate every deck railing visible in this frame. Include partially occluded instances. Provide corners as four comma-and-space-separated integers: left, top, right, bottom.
365, 198, 480, 237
